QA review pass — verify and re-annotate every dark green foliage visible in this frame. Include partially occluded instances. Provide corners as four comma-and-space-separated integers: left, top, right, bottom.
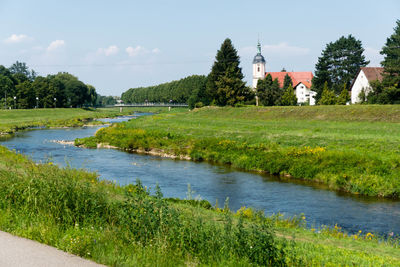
121, 75, 207, 108
280, 84, 297, 106
15, 81, 35, 108
336, 84, 350, 105
368, 80, 400, 104
257, 74, 282, 106
215, 70, 248, 106
380, 20, 400, 88
313, 35, 369, 101
95, 95, 117, 107
9, 61, 36, 81
358, 88, 367, 104
205, 38, 249, 106
283, 73, 293, 89
319, 82, 337, 105
367, 20, 400, 104
0, 62, 98, 109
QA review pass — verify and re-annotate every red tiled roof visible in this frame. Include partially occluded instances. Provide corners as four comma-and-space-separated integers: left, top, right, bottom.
360, 67, 384, 82
265, 72, 314, 88
349, 67, 384, 90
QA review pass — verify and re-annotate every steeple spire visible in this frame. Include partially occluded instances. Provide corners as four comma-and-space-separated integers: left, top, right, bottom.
257, 41, 261, 54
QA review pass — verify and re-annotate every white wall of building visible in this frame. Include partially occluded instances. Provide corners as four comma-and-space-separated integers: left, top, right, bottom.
351, 70, 371, 104
252, 62, 265, 88
295, 83, 316, 105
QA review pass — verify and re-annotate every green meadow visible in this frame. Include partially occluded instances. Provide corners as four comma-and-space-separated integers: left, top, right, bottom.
0, 107, 139, 135
77, 105, 400, 197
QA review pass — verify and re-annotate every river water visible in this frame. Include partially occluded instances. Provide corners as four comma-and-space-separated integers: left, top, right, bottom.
1, 114, 399, 235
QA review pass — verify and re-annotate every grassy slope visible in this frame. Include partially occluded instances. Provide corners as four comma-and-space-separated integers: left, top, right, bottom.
0, 107, 141, 135
0, 146, 399, 266
79, 105, 400, 197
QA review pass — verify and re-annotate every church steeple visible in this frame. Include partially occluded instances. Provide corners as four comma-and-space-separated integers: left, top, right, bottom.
252, 41, 266, 88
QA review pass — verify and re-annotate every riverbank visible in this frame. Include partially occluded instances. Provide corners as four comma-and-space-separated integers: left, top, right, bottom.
0, 145, 399, 266
0, 107, 140, 136
76, 105, 400, 198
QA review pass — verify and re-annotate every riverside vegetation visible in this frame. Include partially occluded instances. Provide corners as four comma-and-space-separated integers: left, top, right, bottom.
1, 145, 400, 266
76, 105, 400, 198
0, 107, 139, 136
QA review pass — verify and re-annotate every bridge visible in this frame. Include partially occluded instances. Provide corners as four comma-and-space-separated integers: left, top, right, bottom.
114, 103, 188, 107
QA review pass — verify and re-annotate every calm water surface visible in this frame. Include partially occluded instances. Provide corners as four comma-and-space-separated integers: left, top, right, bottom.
1, 113, 399, 234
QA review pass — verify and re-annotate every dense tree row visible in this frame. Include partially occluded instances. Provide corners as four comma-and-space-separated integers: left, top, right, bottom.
255, 73, 298, 106
121, 75, 207, 106
0, 61, 102, 109
121, 39, 254, 108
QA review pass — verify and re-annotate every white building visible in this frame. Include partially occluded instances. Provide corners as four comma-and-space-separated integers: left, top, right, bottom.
350, 67, 384, 104
252, 42, 316, 105
295, 82, 317, 105
252, 42, 266, 88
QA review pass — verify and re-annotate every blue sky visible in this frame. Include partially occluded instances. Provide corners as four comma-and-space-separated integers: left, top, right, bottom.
0, 0, 399, 96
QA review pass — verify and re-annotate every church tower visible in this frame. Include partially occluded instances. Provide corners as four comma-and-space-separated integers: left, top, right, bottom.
252, 41, 266, 88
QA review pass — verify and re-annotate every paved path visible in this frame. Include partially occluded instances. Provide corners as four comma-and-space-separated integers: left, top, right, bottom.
0, 231, 105, 267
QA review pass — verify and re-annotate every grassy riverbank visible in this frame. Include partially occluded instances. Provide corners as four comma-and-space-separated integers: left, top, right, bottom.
0, 107, 140, 136
76, 105, 400, 198
0, 146, 399, 266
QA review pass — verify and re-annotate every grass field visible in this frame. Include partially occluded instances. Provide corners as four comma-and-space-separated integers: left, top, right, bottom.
77, 105, 400, 197
0, 107, 146, 135
1, 145, 399, 266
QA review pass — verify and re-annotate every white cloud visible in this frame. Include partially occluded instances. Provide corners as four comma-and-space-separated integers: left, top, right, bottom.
47, 40, 65, 51
126, 45, 145, 57
152, 48, 161, 54
126, 45, 160, 57
4, 34, 31, 44
97, 45, 119, 56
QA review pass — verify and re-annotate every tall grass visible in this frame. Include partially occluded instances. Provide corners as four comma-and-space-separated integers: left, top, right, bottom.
0, 145, 286, 266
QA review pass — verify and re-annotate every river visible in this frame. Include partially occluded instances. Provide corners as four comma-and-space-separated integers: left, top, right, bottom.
1, 113, 399, 235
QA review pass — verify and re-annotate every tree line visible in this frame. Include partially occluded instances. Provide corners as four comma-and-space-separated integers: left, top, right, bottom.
121, 39, 256, 108
121, 75, 207, 107
122, 38, 299, 108
0, 61, 113, 109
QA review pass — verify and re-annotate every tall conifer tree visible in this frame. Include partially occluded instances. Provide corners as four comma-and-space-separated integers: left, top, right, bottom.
280, 84, 297, 106
380, 20, 400, 87
205, 38, 248, 106
283, 73, 293, 89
